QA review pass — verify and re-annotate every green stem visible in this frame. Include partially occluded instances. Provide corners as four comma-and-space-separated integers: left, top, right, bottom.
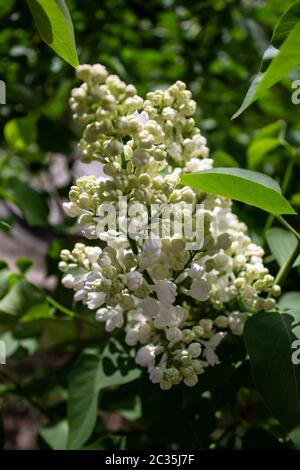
274, 217, 300, 286
261, 156, 295, 246
275, 240, 300, 286
46, 296, 97, 329
277, 216, 300, 241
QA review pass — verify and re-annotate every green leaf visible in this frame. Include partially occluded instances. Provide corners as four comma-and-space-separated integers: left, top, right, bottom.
0, 0, 15, 18
40, 420, 68, 450
4, 116, 37, 150
272, 1, 300, 46
27, 0, 79, 68
0, 279, 46, 318
254, 120, 286, 140
67, 355, 106, 450
0, 221, 12, 232
16, 257, 33, 274
233, 2, 300, 118
0, 331, 38, 357
266, 227, 300, 268
0, 177, 49, 227
278, 292, 300, 324
181, 168, 296, 215
244, 312, 300, 448
0, 268, 13, 299
0, 332, 20, 357
110, 395, 142, 421
67, 338, 141, 449
212, 150, 238, 168
20, 301, 53, 323
291, 193, 300, 206
247, 138, 285, 169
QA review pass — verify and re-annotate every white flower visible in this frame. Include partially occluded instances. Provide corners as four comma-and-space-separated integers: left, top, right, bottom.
201, 332, 226, 366
81, 223, 97, 239
166, 327, 182, 346
154, 280, 177, 305
187, 342, 202, 358
85, 246, 102, 263
142, 297, 159, 317
62, 273, 77, 289
214, 253, 232, 271
126, 322, 151, 346
62, 272, 85, 290
154, 304, 186, 329
168, 142, 181, 160
63, 202, 82, 217
188, 262, 205, 279
135, 345, 157, 367
228, 312, 248, 335
138, 238, 162, 270
86, 291, 106, 310
189, 278, 211, 301
96, 306, 124, 332
184, 157, 213, 173
125, 328, 140, 346
126, 271, 144, 291
148, 365, 163, 384
74, 289, 85, 301
135, 110, 149, 126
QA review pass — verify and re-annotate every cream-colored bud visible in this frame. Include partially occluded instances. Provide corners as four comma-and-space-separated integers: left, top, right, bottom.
182, 329, 196, 343
192, 360, 204, 375
181, 188, 195, 203
58, 261, 68, 272
104, 139, 123, 157
60, 250, 70, 261
192, 325, 205, 337
138, 173, 150, 186
254, 279, 265, 291
234, 277, 246, 289
214, 315, 228, 328
199, 319, 213, 335
271, 285, 281, 297
78, 193, 91, 209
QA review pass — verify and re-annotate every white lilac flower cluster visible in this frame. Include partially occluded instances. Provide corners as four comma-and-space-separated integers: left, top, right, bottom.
60, 64, 280, 390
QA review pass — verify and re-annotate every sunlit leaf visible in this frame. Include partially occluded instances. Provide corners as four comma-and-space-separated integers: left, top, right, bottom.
27, 0, 79, 67
233, 1, 300, 118
181, 168, 295, 215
